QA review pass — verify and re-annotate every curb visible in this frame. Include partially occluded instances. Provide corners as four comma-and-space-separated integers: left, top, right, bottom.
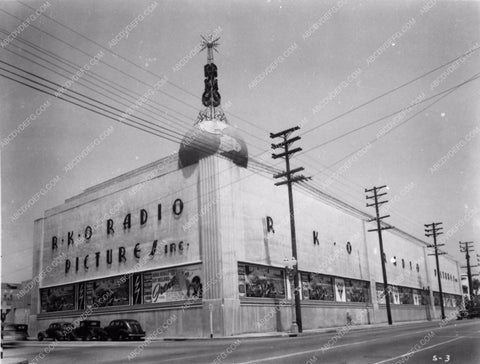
157, 319, 436, 341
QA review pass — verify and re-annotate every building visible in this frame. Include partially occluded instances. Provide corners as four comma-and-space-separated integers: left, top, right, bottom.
2, 282, 31, 325
29, 39, 463, 338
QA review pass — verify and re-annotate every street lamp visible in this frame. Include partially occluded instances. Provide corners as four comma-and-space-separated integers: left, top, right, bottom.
284, 256, 299, 335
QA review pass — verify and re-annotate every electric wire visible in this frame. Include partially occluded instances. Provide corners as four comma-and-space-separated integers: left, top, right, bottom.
300, 45, 480, 137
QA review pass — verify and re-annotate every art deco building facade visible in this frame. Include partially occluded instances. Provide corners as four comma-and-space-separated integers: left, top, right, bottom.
30, 39, 462, 337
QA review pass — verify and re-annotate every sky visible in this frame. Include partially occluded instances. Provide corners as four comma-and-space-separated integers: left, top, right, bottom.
1, 0, 479, 283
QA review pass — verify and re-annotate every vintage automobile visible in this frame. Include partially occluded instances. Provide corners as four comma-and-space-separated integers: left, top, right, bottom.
1, 323, 29, 348
104, 319, 145, 341
37, 322, 75, 341
73, 320, 108, 341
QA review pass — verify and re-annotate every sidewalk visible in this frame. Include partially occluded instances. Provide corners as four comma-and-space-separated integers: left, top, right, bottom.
160, 318, 436, 341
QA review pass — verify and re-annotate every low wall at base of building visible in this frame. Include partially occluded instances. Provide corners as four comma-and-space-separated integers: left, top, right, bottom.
36, 304, 208, 338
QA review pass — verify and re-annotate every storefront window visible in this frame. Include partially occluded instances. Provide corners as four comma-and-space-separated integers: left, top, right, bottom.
412, 289, 421, 305
40, 284, 75, 312
345, 279, 369, 303
86, 275, 129, 308
433, 292, 441, 306
390, 286, 400, 304
238, 263, 285, 298
334, 277, 346, 302
376, 282, 387, 304
301, 273, 334, 301
143, 264, 203, 304
400, 287, 413, 304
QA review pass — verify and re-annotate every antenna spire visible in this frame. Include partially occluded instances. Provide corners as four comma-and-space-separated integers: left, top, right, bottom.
197, 34, 227, 124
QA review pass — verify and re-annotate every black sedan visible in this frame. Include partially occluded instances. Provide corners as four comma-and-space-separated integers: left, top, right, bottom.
104, 319, 145, 341
38, 322, 75, 341
73, 320, 108, 341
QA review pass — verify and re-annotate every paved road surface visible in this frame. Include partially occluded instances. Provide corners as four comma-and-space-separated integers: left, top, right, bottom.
3, 319, 479, 363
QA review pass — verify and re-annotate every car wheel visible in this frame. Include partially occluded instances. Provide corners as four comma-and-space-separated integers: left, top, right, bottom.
38, 333, 44, 341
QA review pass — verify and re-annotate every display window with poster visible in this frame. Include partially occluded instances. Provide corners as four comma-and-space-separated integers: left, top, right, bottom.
399, 287, 413, 304
40, 284, 76, 313
376, 283, 386, 304
334, 277, 346, 302
344, 279, 369, 303
238, 263, 285, 299
301, 272, 334, 301
85, 275, 130, 308
390, 286, 400, 304
412, 289, 421, 305
142, 264, 203, 304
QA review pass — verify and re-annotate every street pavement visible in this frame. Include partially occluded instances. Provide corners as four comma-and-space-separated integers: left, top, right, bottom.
3, 319, 479, 363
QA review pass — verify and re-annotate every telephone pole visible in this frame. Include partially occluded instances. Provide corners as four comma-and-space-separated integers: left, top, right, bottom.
425, 222, 446, 320
271, 125, 310, 334
365, 185, 393, 325
459, 241, 477, 299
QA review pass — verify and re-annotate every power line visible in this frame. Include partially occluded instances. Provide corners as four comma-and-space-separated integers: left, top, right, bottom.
0, 28, 268, 154
0, 69, 180, 144
0, 63, 187, 142
300, 72, 480, 156
0, 27, 195, 124
0, 50, 191, 134
325, 73, 480, 170
16, 0, 270, 136
7, 3, 272, 140
0, 7, 200, 111
1, 6, 476, 264
300, 45, 480, 137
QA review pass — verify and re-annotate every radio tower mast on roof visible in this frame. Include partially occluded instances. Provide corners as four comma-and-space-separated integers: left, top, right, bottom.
197, 35, 227, 124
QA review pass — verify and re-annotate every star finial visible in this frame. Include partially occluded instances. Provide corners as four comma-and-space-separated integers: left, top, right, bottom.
200, 35, 220, 63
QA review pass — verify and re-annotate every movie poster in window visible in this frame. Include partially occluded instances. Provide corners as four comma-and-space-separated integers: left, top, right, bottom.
86, 276, 129, 308
346, 279, 369, 303
376, 283, 386, 304
303, 273, 334, 301
300, 273, 310, 300
400, 287, 413, 304
150, 264, 203, 303
143, 271, 153, 303
243, 264, 285, 298
40, 285, 75, 312
412, 289, 421, 305
334, 277, 346, 302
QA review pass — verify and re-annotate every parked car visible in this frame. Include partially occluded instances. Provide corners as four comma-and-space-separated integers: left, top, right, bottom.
104, 319, 145, 341
13, 324, 29, 340
1, 323, 28, 348
38, 322, 75, 341
73, 320, 108, 341
457, 308, 469, 320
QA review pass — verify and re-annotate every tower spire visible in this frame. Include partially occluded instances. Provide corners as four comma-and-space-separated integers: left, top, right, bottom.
197, 35, 227, 124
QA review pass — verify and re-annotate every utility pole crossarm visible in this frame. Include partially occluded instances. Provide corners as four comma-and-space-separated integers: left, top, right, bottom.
425, 221, 446, 320
365, 184, 393, 325
459, 240, 476, 300
270, 125, 309, 334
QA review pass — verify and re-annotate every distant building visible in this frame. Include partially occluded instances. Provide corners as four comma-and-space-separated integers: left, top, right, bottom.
2, 282, 31, 324
29, 39, 463, 337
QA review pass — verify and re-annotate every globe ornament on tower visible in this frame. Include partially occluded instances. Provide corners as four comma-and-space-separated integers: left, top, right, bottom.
178, 35, 248, 169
